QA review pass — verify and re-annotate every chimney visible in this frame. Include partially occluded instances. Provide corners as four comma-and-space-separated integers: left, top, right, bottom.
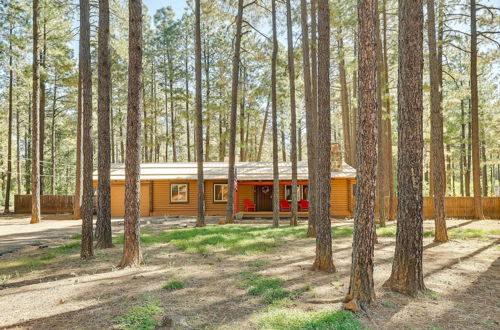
330, 144, 343, 172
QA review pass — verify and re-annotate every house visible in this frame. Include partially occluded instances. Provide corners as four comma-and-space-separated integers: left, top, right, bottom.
92, 150, 356, 218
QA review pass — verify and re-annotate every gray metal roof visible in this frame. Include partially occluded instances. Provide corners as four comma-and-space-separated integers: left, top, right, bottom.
94, 161, 356, 181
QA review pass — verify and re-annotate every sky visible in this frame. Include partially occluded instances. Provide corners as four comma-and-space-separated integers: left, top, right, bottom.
144, 0, 187, 20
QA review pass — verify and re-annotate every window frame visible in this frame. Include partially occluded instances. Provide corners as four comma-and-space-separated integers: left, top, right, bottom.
285, 185, 307, 201
170, 183, 189, 203
213, 183, 229, 203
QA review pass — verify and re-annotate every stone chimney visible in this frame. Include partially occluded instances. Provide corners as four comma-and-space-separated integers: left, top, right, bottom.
330, 144, 343, 172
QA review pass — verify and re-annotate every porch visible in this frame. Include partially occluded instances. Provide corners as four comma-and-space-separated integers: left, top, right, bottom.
241, 211, 309, 218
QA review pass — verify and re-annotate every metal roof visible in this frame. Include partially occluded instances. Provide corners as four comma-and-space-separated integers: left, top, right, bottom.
93, 161, 356, 181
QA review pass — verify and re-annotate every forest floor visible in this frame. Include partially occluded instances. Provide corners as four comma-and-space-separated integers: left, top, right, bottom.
0, 214, 499, 330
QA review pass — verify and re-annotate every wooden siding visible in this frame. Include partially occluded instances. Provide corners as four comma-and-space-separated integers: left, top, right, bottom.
151, 180, 198, 216
205, 180, 228, 216
331, 178, 352, 217
110, 183, 150, 217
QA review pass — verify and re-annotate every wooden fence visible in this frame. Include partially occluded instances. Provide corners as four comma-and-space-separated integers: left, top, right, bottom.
14, 195, 74, 214
380, 196, 500, 219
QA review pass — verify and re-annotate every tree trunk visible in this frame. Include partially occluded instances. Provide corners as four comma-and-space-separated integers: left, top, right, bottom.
31, 0, 41, 224
345, 0, 378, 310
481, 136, 487, 196
119, 0, 143, 267
385, 0, 426, 296
427, 0, 448, 242
73, 65, 83, 220
460, 99, 465, 196
375, 4, 386, 228
225, 0, 244, 224
16, 93, 22, 196
337, 28, 352, 167
466, 110, 471, 196
39, 23, 47, 196
185, 32, 191, 162
469, 0, 484, 219
312, 0, 334, 273
204, 43, 211, 162
50, 74, 57, 195
257, 95, 270, 162
240, 66, 246, 161
271, 0, 280, 227
96, 0, 113, 249
194, 0, 205, 227
4, 25, 13, 214
300, 0, 317, 238
80, 0, 94, 259
286, 0, 298, 226
382, 0, 395, 220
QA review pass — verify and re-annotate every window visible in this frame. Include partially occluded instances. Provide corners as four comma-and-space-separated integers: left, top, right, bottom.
213, 183, 228, 202
171, 183, 188, 203
285, 185, 309, 201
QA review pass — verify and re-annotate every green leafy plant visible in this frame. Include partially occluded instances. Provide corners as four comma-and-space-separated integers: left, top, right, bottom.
116, 301, 163, 330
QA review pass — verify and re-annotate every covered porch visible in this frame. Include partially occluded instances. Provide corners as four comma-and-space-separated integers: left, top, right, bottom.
235, 180, 310, 215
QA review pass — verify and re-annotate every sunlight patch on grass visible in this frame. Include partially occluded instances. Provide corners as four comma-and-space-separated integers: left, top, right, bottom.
257, 308, 362, 330
116, 301, 163, 330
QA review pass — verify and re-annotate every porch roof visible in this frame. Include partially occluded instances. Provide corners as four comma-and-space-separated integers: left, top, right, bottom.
93, 161, 356, 181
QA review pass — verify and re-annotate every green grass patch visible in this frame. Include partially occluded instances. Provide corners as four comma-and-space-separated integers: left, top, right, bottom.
376, 225, 397, 237
116, 301, 163, 330
238, 271, 294, 304
427, 289, 440, 300
381, 301, 395, 308
70, 233, 81, 240
248, 260, 270, 268
258, 308, 362, 330
111, 224, 353, 256
163, 280, 185, 291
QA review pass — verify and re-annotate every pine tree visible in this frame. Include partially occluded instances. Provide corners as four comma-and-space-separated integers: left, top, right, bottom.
344, 0, 378, 312
385, 0, 426, 296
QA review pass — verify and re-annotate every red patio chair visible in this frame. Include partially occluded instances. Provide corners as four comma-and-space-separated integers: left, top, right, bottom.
299, 199, 309, 211
280, 200, 291, 212
244, 199, 256, 212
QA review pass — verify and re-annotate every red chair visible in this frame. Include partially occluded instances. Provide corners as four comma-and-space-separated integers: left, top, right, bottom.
299, 199, 309, 211
280, 200, 291, 212
244, 199, 256, 212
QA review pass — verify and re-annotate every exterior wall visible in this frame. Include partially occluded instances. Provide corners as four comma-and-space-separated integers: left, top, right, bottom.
101, 178, 356, 218
205, 180, 228, 216
109, 182, 151, 217
150, 180, 198, 216
237, 185, 257, 212
330, 178, 354, 217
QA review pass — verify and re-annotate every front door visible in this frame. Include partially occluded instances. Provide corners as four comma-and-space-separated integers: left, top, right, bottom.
256, 185, 273, 211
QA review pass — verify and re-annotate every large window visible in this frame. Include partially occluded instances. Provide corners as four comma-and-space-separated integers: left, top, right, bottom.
213, 183, 228, 202
285, 185, 309, 201
171, 183, 188, 203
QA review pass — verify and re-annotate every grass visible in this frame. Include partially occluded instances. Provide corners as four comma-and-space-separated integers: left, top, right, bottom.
163, 280, 185, 291
377, 225, 500, 240
257, 308, 362, 330
116, 301, 163, 330
114, 224, 353, 256
238, 271, 295, 304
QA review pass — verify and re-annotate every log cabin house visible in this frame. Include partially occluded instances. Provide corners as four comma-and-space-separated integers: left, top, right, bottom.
92, 151, 356, 218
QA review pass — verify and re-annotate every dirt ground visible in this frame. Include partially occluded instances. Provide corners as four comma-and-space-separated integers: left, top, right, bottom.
0, 215, 498, 329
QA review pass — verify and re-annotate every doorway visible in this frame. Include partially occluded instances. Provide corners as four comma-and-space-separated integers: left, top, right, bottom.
256, 185, 273, 211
